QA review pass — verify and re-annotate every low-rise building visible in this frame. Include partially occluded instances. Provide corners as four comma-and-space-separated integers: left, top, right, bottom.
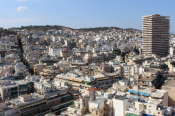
162, 78, 175, 106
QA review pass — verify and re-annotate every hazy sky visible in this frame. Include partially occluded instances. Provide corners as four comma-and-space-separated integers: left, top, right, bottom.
0, 0, 175, 32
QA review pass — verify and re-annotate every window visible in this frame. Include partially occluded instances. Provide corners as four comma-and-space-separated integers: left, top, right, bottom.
139, 104, 142, 110
144, 105, 147, 110
148, 109, 151, 113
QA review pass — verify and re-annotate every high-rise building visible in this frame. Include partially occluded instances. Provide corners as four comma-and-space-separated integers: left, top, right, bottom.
142, 14, 170, 57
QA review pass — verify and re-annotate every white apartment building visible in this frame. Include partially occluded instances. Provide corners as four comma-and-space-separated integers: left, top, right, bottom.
49, 47, 66, 56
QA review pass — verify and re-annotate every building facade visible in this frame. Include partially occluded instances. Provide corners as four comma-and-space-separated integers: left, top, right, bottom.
142, 14, 170, 57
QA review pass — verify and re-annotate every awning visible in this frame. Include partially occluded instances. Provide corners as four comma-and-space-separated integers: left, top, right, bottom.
139, 92, 150, 96
130, 96, 138, 100
128, 90, 138, 94
52, 101, 73, 110
19, 100, 46, 110
96, 78, 103, 81
39, 105, 50, 111
110, 76, 120, 78
125, 113, 130, 116
91, 81, 96, 83
103, 77, 109, 80
110, 76, 115, 78
11, 92, 18, 96
83, 81, 91, 84
125, 113, 139, 116
21, 108, 40, 116
115, 76, 120, 78
68, 78, 74, 80
73, 93, 79, 96
19, 84, 27, 88
49, 71, 55, 74
68, 82, 72, 85
139, 92, 145, 95
73, 79, 78, 81
62, 95, 73, 101
72, 83, 80, 86
73, 79, 83, 82
77, 80, 83, 83
130, 114, 139, 116
81, 84, 91, 87
11, 87, 17, 91
60, 70, 63, 73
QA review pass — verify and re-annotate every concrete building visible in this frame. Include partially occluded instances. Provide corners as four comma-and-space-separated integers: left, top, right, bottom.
34, 63, 47, 75
0, 80, 18, 101
142, 14, 170, 57
162, 78, 175, 106
0, 103, 19, 116
61, 88, 106, 116
113, 96, 128, 116
83, 53, 92, 63
61, 49, 72, 60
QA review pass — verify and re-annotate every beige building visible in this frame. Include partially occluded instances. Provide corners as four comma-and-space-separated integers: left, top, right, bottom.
162, 78, 175, 106
61, 88, 106, 116
34, 63, 47, 75
83, 53, 92, 63
142, 14, 170, 57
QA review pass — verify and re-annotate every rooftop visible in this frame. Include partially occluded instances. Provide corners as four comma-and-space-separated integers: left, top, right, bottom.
87, 88, 102, 92
138, 77, 156, 82
89, 98, 104, 110
163, 79, 175, 87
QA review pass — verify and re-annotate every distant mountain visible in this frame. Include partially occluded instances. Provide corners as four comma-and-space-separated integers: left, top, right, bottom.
9, 25, 73, 31
76, 27, 121, 32
0, 29, 16, 37
8, 25, 141, 32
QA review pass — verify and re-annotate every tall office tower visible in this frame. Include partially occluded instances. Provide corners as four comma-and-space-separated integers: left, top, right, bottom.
142, 14, 170, 57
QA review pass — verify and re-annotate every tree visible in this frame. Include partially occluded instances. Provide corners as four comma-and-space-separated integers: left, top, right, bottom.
17, 34, 21, 39
133, 46, 139, 54
133, 46, 136, 51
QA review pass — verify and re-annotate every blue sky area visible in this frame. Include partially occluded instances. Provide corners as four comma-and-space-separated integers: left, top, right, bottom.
0, 0, 175, 32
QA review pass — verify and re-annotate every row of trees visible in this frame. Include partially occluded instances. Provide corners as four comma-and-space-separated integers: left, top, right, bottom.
133, 46, 140, 54
79, 27, 121, 32
0, 29, 16, 37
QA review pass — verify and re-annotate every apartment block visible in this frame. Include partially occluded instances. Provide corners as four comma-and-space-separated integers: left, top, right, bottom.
142, 14, 170, 57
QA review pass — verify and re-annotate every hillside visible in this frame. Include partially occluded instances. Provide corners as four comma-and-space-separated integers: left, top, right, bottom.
8, 25, 141, 33
76, 27, 121, 32
9, 25, 73, 31
20, 25, 73, 31
0, 29, 16, 37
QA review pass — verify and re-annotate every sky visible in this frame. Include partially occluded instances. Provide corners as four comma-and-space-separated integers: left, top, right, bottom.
0, 0, 175, 33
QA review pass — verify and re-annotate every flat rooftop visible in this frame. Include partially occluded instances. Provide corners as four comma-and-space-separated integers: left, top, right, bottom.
164, 72, 175, 77
138, 77, 156, 82
164, 79, 175, 87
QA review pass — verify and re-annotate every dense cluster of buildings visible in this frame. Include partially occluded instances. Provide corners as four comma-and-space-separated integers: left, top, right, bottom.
0, 14, 175, 116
